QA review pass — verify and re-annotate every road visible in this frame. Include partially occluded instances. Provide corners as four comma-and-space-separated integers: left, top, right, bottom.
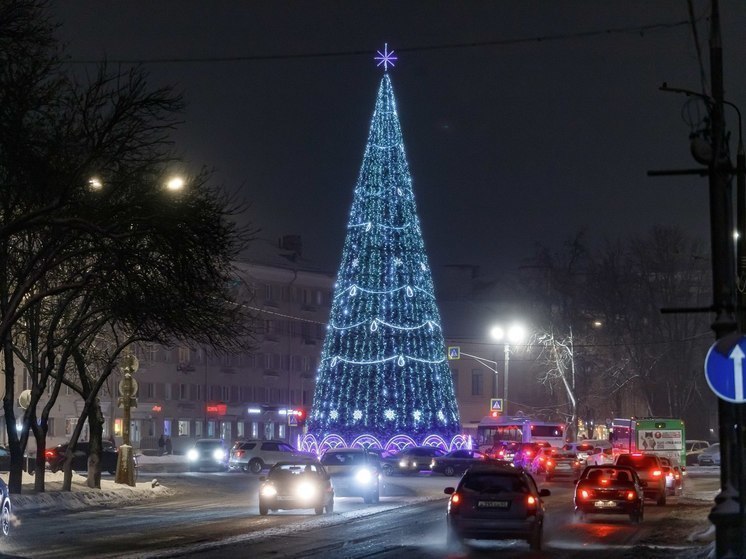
0, 470, 717, 559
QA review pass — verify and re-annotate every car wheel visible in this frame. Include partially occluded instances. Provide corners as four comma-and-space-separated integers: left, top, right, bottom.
443, 465, 455, 477
372, 490, 380, 504
259, 500, 268, 516
574, 509, 585, 522
363, 494, 371, 504
0, 499, 10, 537
657, 491, 667, 506
314, 505, 324, 515
326, 500, 334, 514
249, 459, 264, 474
529, 524, 543, 551
630, 510, 642, 524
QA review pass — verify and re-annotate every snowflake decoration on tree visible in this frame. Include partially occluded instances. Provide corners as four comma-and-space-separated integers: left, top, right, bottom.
351, 258, 359, 268
413, 410, 422, 422
329, 410, 339, 420
438, 410, 445, 422
384, 409, 396, 421
393, 257, 403, 267
353, 410, 363, 421
374, 43, 397, 71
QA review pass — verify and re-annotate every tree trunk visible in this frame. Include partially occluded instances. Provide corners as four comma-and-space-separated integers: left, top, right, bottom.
3, 339, 23, 494
86, 403, 104, 489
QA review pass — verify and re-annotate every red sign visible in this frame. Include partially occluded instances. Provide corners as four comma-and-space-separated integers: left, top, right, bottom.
206, 403, 227, 415
152, 405, 162, 413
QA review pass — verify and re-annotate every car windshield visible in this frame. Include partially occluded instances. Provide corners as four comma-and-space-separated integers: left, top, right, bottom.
196, 441, 222, 450
270, 463, 320, 477
583, 467, 632, 482
462, 473, 529, 494
321, 452, 368, 466
617, 455, 658, 468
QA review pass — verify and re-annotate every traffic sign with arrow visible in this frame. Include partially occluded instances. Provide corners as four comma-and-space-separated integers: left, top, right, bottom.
705, 335, 746, 403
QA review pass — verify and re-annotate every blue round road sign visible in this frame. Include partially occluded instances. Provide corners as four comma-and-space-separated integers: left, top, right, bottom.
704, 336, 746, 404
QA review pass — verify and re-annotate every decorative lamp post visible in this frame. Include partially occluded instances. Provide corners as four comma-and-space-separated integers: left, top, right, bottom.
115, 353, 139, 486
489, 323, 527, 417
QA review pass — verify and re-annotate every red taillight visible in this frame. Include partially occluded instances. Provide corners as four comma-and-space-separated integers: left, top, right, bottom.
652, 469, 662, 477
626, 491, 636, 501
235, 450, 244, 458
546, 460, 553, 467
498, 450, 505, 457
538, 457, 545, 462
526, 451, 533, 457
579, 489, 590, 500
527, 495, 537, 507
600, 478, 609, 485
44, 450, 55, 459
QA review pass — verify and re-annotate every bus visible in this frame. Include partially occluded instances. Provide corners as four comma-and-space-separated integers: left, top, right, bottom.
609, 417, 686, 466
475, 415, 565, 452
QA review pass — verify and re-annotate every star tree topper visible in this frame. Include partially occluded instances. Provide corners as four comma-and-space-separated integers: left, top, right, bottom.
375, 43, 397, 71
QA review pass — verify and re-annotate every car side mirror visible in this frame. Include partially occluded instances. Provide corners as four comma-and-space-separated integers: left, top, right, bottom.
444, 487, 455, 495
259, 476, 266, 482
539, 489, 551, 497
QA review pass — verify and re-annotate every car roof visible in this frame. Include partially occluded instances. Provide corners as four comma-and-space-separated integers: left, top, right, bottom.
464, 463, 523, 475
273, 459, 322, 467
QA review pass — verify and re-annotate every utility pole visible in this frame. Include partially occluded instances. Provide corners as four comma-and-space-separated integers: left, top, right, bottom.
705, 2, 745, 557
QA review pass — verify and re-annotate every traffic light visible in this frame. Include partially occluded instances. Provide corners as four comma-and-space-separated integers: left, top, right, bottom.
296, 408, 307, 426
490, 410, 500, 418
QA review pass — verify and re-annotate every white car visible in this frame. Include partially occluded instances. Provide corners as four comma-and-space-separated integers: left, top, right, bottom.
697, 443, 720, 466
564, 440, 613, 465
685, 440, 711, 465
229, 439, 314, 474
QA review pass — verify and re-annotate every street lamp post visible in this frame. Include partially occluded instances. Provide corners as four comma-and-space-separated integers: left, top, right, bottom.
490, 324, 527, 417
115, 353, 139, 486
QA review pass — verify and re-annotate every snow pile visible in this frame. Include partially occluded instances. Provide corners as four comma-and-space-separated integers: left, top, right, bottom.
2, 470, 175, 514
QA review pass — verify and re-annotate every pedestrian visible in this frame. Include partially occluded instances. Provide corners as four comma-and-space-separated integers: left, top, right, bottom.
165, 437, 172, 455
158, 434, 165, 456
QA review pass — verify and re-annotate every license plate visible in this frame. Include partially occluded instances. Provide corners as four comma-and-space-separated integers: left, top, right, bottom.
276, 496, 294, 501
477, 500, 509, 508
594, 500, 617, 508
557, 464, 570, 470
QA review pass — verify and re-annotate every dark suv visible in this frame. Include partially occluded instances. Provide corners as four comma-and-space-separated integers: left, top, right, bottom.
187, 439, 229, 472
320, 448, 381, 503
45, 441, 119, 474
382, 446, 447, 476
614, 453, 666, 505
445, 464, 550, 551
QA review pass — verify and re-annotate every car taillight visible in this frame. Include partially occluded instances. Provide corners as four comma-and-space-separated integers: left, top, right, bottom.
448, 492, 461, 514
579, 489, 590, 499
600, 478, 609, 485
546, 460, 553, 467
44, 450, 55, 459
498, 450, 505, 457
538, 457, 545, 462
235, 450, 244, 458
626, 491, 636, 501
652, 469, 662, 477
526, 451, 533, 457
451, 493, 460, 504
527, 495, 537, 507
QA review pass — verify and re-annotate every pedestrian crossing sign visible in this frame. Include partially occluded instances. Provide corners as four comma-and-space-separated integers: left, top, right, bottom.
288, 414, 298, 427
448, 346, 460, 360
490, 398, 503, 412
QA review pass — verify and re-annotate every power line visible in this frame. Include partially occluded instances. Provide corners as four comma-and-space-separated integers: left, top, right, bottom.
64, 18, 696, 65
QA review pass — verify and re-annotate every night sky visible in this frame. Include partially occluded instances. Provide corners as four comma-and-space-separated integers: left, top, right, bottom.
50, 1, 746, 275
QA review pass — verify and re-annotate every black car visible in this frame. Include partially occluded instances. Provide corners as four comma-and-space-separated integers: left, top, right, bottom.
430, 449, 490, 477
320, 448, 381, 503
45, 441, 119, 474
0, 477, 10, 537
574, 465, 644, 523
187, 438, 229, 472
512, 443, 550, 469
258, 460, 334, 515
381, 446, 447, 476
445, 463, 550, 551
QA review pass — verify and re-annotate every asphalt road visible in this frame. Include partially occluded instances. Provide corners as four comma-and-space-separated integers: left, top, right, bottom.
0, 471, 718, 559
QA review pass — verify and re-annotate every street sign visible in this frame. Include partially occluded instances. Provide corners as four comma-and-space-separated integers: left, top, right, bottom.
288, 414, 298, 427
705, 335, 746, 403
448, 346, 460, 360
490, 398, 503, 412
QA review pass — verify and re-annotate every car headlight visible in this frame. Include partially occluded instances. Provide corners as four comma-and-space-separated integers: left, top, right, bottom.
261, 485, 277, 498
399, 460, 408, 468
356, 468, 373, 484
296, 481, 318, 500
213, 448, 225, 461
187, 449, 199, 461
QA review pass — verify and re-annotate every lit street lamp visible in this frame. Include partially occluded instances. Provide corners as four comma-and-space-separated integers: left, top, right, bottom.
166, 176, 185, 191
115, 353, 139, 486
489, 323, 527, 417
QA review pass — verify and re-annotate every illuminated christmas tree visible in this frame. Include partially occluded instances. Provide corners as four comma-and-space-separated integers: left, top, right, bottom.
303, 48, 464, 453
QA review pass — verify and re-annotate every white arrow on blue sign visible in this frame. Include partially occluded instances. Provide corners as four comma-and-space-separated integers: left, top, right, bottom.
704, 336, 746, 403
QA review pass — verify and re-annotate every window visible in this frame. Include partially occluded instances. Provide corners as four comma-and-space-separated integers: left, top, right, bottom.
145, 383, 154, 399
195, 421, 203, 437
165, 383, 172, 400
178, 347, 191, 363
195, 384, 202, 402
221, 386, 230, 401
178, 420, 190, 436
471, 369, 483, 396
179, 384, 187, 400
237, 422, 244, 438
278, 424, 286, 439
251, 422, 259, 438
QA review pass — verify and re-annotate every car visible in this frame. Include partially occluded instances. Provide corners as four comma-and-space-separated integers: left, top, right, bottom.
258, 460, 334, 515
685, 440, 711, 465
563, 440, 612, 465
585, 445, 615, 466
430, 449, 491, 477
513, 443, 550, 469
659, 457, 684, 496
697, 443, 721, 466
545, 451, 582, 481
485, 441, 520, 462
320, 448, 381, 503
444, 463, 550, 551
529, 447, 556, 475
230, 439, 314, 474
187, 439, 229, 472
0, 447, 10, 472
381, 446, 447, 476
573, 465, 644, 523
614, 453, 667, 505
0, 477, 9, 537
45, 441, 119, 474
